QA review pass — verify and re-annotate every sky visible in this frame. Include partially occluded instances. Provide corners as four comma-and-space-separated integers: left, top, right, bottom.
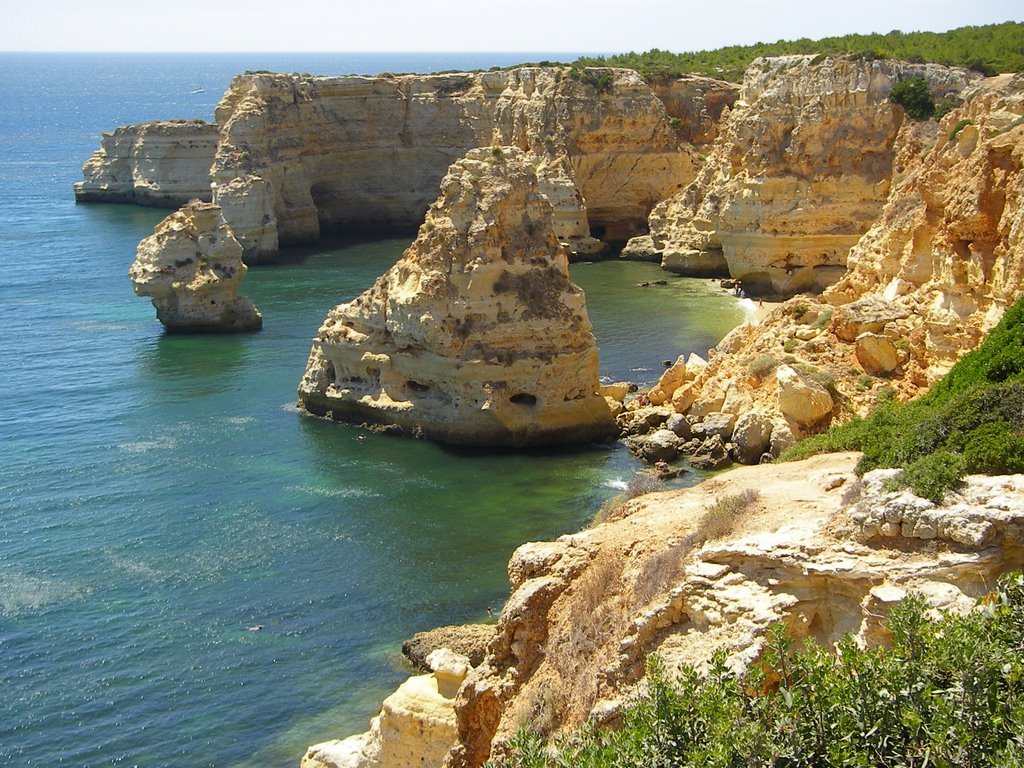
2, 0, 1021, 53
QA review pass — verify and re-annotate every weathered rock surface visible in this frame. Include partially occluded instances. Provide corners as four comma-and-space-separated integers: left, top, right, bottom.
650, 74, 741, 146
296, 147, 614, 446
403, 624, 494, 671
128, 201, 262, 332
662, 73, 1024, 459
210, 67, 708, 261
302, 649, 470, 768
75, 120, 217, 207
644, 56, 980, 295
315, 454, 1024, 767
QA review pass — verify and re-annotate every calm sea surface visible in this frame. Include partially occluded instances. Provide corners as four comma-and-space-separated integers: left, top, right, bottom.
0, 53, 746, 767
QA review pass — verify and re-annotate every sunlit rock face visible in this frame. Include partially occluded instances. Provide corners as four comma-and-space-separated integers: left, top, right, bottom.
646, 55, 980, 295
129, 201, 262, 333
75, 120, 217, 207
297, 147, 614, 447
210, 67, 705, 261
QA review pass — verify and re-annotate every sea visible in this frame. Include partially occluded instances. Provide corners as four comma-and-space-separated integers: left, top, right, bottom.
0, 53, 748, 767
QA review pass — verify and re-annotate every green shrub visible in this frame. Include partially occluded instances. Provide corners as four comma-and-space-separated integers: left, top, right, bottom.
747, 354, 779, 379
888, 449, 966, 502
890, 76, 935, 119
949, 118, 974, 141
782, 295, 1024, 499
493, 573, 1024, 768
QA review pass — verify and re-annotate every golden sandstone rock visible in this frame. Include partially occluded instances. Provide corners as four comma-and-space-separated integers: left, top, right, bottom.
74, 120, 217, 207
643, 56, 980, 295
669, 71, 1024, 460
297, 147, 615, 446
209, 67, 703, 262
128, 201, 262, 332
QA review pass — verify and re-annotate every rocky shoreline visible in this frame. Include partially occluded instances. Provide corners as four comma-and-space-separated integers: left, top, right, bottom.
75, 53, 1024, 767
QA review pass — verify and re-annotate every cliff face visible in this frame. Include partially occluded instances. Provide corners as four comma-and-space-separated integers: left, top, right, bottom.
128, 201, 262, 332
210, 67, 701, 261
296, 146, 614, 446
648, 72, 1024, 461
305, 453, 1024, 768
74, 120, 218, 207
644, 56, 979, 295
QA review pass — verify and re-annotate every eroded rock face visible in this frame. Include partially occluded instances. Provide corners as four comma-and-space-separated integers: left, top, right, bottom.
297, 147, 614, 446
659, 73, 1024, 460
128, 201, 262, 332
302, 650, 471, 768
311, 454, 1024, 768
211, 67, 704, 261
75, 121, 217, 207
645, 56, 980, 295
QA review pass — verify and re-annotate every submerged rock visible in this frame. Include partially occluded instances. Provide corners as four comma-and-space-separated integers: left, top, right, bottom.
297, 147, 615, 447
128, 201, 262, 333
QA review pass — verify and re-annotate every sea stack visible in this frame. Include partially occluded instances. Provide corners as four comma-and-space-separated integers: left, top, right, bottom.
297, 146, 615, 446
128, 201, 263, 332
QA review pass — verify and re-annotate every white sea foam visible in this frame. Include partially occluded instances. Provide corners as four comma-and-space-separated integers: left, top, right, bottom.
604, 478, 629, 491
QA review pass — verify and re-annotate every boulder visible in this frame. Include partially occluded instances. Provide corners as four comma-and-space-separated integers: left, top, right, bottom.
831, 296, 911, 342
776, 365, 833, 428
402, 624, 494, 671
855, 332, 899, 375
689, 434, 732, 470
692, 411, 737, 441
731, 411, 774, 464
627, 429, 682, 463
647, 356, 687, 405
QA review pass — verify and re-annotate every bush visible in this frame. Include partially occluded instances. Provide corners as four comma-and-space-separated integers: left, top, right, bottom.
888, 449, 966, 502
890, 76, 935, 119
493, 573, 1024, 768
747, 354, 779, 379
949, 118, 974, 141
782, 295, 1024, 499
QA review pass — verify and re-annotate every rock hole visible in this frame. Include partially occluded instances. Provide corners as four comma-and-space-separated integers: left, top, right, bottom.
510, 393, 537, 406
407, 380, 430, 393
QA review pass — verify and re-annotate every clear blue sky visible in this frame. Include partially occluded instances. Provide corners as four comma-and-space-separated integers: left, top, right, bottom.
3, 0, 1021, 53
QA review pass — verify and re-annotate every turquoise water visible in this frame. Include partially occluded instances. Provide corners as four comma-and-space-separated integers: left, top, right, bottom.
0, 54, 745, 767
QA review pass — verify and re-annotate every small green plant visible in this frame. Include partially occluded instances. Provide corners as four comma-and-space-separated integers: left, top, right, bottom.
696, 488, 760, 542
811, 309, 833, 330
748, 354, 779, 379
795, 363, 836, 390
949, 118, 974, 141
790, 303, 809, 320
783, 338, 798, 354
890, 76, 935, 119
490, 146, 505, 162
885, 449, 966, 502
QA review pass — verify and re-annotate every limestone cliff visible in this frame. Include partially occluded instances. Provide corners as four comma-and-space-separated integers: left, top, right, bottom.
74, 120, 217, 207
129, 201, 262, 332
642, 56, 980, 294
655, 72, 1024, 460
296, 146, 614, 446
209, 67, 703, 261
305, 453, 1024, 768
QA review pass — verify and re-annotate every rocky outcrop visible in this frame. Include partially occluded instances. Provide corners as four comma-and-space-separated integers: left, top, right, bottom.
296, 147, 614, 446
210, 67, 704, 261
824, 72, 1024, 383
303, 650, 471, 768
309, 453, 1024, 767
74, 120, 217, 207
403, 624, 494, 671
128, 201, 262, 332
650, 75, 741, 146
642, 56, 980, 295
654, 72, 1024, 459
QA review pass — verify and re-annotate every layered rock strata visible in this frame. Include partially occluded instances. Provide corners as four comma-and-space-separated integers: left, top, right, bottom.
303, 649, 471, 768
74, 120, 217, 207
307, 453, 1024, 768
128, 201, 262, 332
209, 67, 702, 261
640, 72, 1024, 465
641, 56, 980, 294
296, 147, 614, 446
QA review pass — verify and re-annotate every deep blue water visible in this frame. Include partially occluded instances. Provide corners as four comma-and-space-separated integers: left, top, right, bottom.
0, 53, 745, 767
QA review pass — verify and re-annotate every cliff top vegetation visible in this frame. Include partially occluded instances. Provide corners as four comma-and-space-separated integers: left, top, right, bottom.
565, 21, 1024, 82
781, 293, 1024, 501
